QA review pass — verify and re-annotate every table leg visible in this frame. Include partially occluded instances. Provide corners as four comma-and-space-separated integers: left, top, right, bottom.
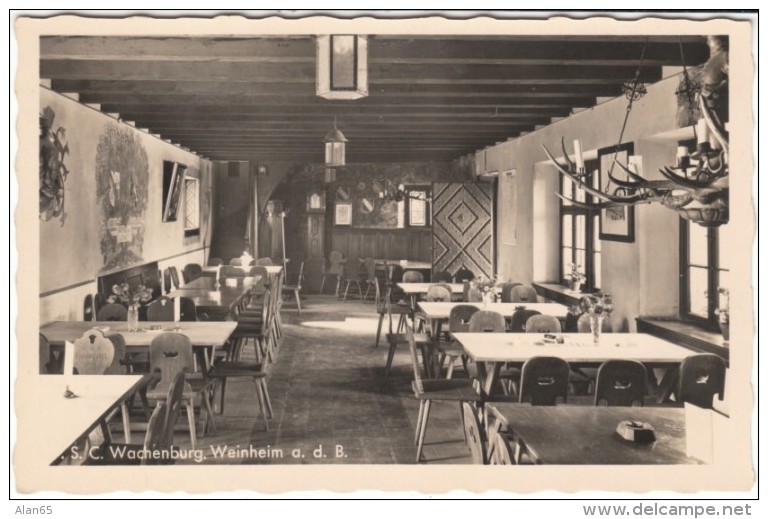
477, 361, 502, 396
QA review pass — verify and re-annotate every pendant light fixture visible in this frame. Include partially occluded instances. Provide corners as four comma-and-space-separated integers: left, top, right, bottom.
324, 116, 347, 168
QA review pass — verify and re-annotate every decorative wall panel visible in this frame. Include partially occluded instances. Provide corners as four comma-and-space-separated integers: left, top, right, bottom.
432, 182, 494, 279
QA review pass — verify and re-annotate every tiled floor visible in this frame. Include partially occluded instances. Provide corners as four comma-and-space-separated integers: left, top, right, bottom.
167, 295, 474, 465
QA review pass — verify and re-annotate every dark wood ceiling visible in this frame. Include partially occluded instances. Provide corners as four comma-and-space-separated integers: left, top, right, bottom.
40, 35, 709, 163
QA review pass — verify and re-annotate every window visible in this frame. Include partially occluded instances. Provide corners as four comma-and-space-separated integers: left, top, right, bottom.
559, 158, 600, 290
680, 219, 733, 328
407, 187, 430, 227
184, 177, 200, 237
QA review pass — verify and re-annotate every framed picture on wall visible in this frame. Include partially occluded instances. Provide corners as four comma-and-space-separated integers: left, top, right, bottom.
162, 161, 187, 223
334, 202, 352, 226
598, 142, 635, 242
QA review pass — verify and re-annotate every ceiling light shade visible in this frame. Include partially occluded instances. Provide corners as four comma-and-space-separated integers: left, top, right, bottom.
324, 118, 347, 167
316, 35, 368, 100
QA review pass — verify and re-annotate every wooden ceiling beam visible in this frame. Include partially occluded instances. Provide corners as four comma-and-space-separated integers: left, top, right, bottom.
369, 38, 708, 66
41, 59, 662, 83
40, 36, 707, 68
40, 36, 314, 61
55, 79, 621, 97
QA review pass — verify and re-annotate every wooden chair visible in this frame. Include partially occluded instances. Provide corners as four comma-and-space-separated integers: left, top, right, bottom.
499, 282, 524, 303
39, 333, 61, 374
86, 372, 184, 466
594, 360, 647, 407
436, 305, 479, 379
432, 270, 453, 283
281, 261, 305, 314
508, 308, 542, 332
84, 402, 168, 466
466, 286, 483, 303
83, 294, 95, 322
340, 262, 364, 302
230, 257, 243, 266
374, 281, 411, 349
524, 314, 562, 334
361, 258, 380, 304
414, 284, 452, 333
147, 333, 217, 449
96, 303, 128, 321
402, 270, 424, 283
519, 356, 570, 406
71, 329, 138, 441
220, 265, 246, 279
182, 263, 203, 284
178, 297, 198, 322
468, 310, 506, 333
454, 267, 475, 283
510, 284, 538, 303
162, 268, 173, 293
207, 297, 273, 430
256, 257, 274, 266
382, 295, 431, 384
146, 296, 174, 321
169, 266, 181, 289
405, 322, 482, 463
320, 250, 345, 296
208, 257, 223, 267
677, 354, 726, 409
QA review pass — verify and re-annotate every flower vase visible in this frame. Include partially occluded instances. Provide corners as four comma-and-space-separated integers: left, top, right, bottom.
127, 304, 140, 332
719, 322, 729, 342
569, 279, 582, 292
482, 292, 494, 309
589, 314, 604, 345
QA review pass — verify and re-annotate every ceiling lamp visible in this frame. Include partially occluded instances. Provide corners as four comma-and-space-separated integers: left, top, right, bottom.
316, 35, 368, 100
543, 37, 729, 228
324, 117, 347, 167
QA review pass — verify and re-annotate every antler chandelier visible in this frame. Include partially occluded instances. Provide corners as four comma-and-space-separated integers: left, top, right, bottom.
543, 36, 729, 227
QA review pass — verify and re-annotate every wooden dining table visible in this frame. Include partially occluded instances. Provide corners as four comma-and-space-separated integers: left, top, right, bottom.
40, 320, 238, 373
32, 374, 152, 466
168, 276, 257, 320
453, 332, 694, 401
486, 403, 697, 465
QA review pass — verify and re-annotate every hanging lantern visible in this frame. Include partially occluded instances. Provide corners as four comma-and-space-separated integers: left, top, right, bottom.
316, 35, 368, 100
324, 117, 347, 167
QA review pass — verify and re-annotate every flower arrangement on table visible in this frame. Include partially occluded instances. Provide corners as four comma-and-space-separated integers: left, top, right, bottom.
471, 275, 498, 305
472, 275, 497, 295
107, 283, 154, 306
715, 287, 730, 341
571, 291, 613, 344
108, 283, 154, 331
715, 287, 729, 324
566, 262, 586, 291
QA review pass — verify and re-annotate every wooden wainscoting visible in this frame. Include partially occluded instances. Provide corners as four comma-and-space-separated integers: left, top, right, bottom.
330, 228, 432, 264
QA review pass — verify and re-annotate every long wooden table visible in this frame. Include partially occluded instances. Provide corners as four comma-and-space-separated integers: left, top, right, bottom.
453, 332, 694, 400
486, 403, 697, 464
34, 374, 151, 465
169, 276, 256, 319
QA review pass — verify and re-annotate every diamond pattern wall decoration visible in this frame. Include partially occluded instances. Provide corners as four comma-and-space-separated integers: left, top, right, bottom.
432, 182, 494, 279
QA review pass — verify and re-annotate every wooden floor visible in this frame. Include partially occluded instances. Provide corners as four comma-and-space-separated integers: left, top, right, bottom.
150, 295, 474, 465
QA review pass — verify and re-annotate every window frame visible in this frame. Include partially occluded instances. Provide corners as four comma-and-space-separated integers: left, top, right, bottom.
183, 176, 200, 238
558, 158, 601, 291
679, 218, 724, 331
405, 184, 431, 228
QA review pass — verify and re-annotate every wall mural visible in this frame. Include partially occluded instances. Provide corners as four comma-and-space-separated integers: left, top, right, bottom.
94, 124, 149, 271
39, 106, 70, 224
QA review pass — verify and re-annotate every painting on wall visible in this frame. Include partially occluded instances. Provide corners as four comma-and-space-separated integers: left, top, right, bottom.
39, 106, 69, 224
598, 142, 636, 243
95, 124, 149, 271
162, 160, 187, 222
334, 202, 352, 225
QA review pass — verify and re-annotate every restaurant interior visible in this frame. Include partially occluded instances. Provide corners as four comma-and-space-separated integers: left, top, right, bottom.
19, 18, 755, 487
